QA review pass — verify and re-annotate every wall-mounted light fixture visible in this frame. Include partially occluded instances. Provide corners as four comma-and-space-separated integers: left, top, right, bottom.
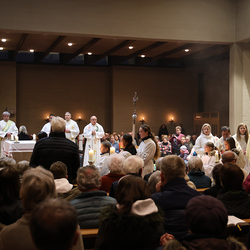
77, 116, 82, 123
45, 116, 49, 122
169, 117, 174, 124
140, 117, 145, 124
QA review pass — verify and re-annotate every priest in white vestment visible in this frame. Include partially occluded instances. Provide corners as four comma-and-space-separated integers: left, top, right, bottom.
83, 116, 104, 166
41, 113, 55, 136
0, 111, 18, 156
65, 112, 80, 143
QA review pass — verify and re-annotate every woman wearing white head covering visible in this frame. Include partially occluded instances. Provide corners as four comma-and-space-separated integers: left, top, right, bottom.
194, 123, 217, 156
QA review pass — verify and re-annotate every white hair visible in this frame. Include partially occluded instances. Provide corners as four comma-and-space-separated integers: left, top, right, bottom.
123, 156, 144, 175
65, 112, 71, 116
187, 156, 203, 172
2, 111, 10, 116
19, 125, 28, 134
107, 154, 124, 173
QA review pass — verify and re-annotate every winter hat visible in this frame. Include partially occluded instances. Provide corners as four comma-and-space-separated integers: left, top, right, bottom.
180, 145, 187, 151
185, 195, 228, 235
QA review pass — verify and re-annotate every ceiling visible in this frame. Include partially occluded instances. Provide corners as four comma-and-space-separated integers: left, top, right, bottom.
0, 31, 230, 68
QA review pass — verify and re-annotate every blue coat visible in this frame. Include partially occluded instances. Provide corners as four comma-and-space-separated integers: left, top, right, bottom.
188, 171, 211, 188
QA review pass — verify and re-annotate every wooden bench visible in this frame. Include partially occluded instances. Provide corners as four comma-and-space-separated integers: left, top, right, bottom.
81, 228, 99, 250
196, 188, 209, 193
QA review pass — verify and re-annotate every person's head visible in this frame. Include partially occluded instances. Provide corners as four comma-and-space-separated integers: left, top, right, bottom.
221, 126, 230, 140
185, 196, 228, 235
139, 124, 152, 139
100, 141, 110, 154
19, 125, 28, 134
77, 166, 101, 192
0, 157, 16, 169
191, 134, 197, 141
90, 116, 97, 126
110, 135, 115, 144
224, 136, 236, 150
160, 155, 186, 185
123, 156, 144, 175
180, 136, 186, 145
49, 114, 55, 122
107, 154, 124, 174
50, 161, 68, 179
180, 145, 187, 154
37, 131, 47, 141
161, 124, 166, 129
0, 167, 20, 205
237, 123, 249, 142
16, 160, 29, 176
20, 167, 56, 213
65, 112, 71, 121
30, 198, 79, 250
187, 156, 203, 172
51, 116, 66, 133
162, 136, 168, 143
2, 111, 10, 122
121, 134, 133, 148
221, 150, 237, 164
204, 142, 215, 153
116, 175, 151, 215
114, 134, 119, 141
201, 123, 211, 136
175, 126, 182, 135
155, 157, 163, 170
186, 135, 191, 143
212, 164, 223, 186
220, 163, 244, 191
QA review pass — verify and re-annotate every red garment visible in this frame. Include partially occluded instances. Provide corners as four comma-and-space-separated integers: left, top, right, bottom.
100, 173, 124, 193
243, 173, 250, 193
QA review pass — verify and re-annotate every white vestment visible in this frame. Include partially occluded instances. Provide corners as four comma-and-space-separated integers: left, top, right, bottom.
0, 120, 18, 157
83, 122, 104, 166
65, 119, 80, 143
41, 122, 51, 136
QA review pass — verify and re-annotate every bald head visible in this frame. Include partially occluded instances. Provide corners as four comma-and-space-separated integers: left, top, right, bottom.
90, 116, 97, 125
222, 151, 236, 164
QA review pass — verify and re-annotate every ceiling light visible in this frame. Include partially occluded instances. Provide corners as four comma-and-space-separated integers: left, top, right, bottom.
0, 47, 3, 50
184, 49, 190, 52
30, 49, 34, 52
1, 39, 6, 42
87, 52, 92, 55
68, 43, 73, 46
141, 55, 145, 58
129, 46, 133, 50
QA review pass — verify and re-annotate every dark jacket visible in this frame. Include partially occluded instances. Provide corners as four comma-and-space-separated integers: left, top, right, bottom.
95, 205, 164, 250
188, 171, 211, 188
123, 145, 137, 155
152, 177, 200, 239
18, 132, 31, 140
203, 184, 222, 198
70, 191, 117, 229
218, 189, 250, 219
30, 132, 80, 183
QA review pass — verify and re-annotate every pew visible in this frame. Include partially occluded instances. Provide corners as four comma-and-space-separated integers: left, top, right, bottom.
81, 228, 99, 250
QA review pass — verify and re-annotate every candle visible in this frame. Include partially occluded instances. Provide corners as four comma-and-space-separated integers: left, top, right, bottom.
15, 136, 18, 142
33, 134, 36, 140
89, 149, 94, 162
11, 134, 14, 141
215, 151, 219, 162
110, 146, 115, 154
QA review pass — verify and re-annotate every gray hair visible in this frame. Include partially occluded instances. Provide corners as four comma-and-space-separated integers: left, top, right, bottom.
155, 157, 163, 170
19, 125, 28, 134
77, 166, 101, 192
65, 112, 71, 116
107, 154, 124, 173
123, 156, 144, 175
51, 116, 66, 133
0, 157, 16, 169
16, 160, 29, 175
2, 111, 10, 116
188, 156, 203, 172
161, 155, 186, 181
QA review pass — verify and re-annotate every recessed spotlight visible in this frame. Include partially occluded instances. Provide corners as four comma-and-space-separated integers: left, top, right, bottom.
1, 39, 6, 42
68, 43, 73, 46
184, 49, 190, 52
0, 47, 3, 50
129, 46, 133, 50
141, 55, 145, 58
87, 52, 92, 55
30, 49, 34, 52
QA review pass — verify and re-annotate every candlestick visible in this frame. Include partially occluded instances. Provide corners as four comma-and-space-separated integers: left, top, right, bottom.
89, 149, 94, 162
11, 134, 14, 141
15, 136, 18, 142
110, 146, 115, 154
215, 151, 219, 162
33, 134, 36, 140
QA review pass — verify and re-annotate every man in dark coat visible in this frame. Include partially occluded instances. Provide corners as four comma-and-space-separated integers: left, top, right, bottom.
30, 116, 80, 183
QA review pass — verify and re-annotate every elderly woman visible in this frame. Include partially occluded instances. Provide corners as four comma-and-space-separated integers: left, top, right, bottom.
70, 166, 116, 229
187, 156, 211, 188
194, 123, 216, 156
18, 125, 31, 140
137, 124, 160, 177
95, 175, 164, 250
100, 154, 125, 193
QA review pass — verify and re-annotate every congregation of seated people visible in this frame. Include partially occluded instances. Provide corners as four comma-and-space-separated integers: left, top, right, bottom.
2, 121, 250, 249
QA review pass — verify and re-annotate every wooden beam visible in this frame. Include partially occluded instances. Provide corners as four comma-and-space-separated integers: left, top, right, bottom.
61, 38, 101, 64
116, 42, 166, 64
14, 33, 28, 57
89, 40, 135, 65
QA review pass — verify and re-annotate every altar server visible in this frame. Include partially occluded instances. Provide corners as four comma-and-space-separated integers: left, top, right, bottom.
83, 116, 104, 166
41, 113, 55, 136
65, 112, 80, 143
0, 111, 18, 156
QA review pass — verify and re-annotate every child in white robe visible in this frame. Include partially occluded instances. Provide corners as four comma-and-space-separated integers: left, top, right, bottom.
95, 141, 110, 177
